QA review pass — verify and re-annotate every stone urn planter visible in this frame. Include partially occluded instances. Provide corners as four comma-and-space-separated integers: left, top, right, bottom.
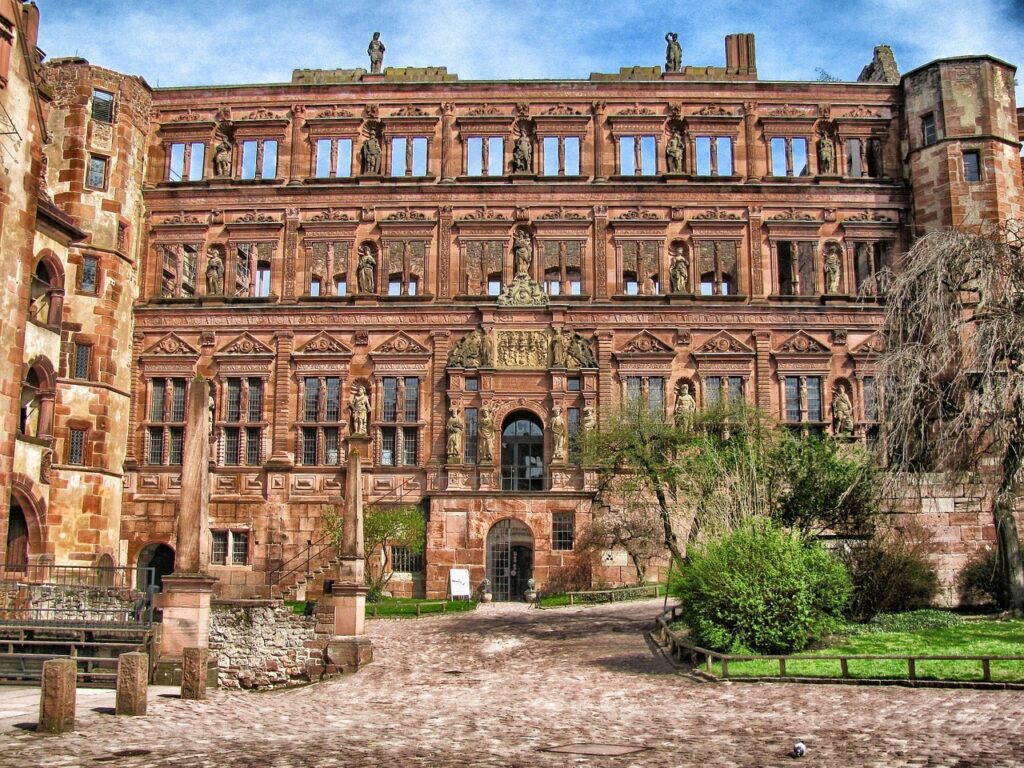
523, 578, 537, 604
480, 578, 492, 603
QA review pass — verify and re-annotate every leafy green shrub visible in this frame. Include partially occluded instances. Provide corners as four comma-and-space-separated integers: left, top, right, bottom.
850, 609, 964, 635
673, 520, 851, 654
958, 548, 1011, 609
841, 527, 940, 620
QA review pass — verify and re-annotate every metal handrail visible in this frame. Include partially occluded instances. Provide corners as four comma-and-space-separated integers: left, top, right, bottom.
266, 532, 337, 595
0, 565, 156, 626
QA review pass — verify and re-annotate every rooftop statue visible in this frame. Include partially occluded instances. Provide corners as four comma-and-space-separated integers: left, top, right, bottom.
665, 32, 682, 73
368, 32, 385, 75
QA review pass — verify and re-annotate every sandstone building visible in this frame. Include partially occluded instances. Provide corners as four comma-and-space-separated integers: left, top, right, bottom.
3, 9, 1023, 602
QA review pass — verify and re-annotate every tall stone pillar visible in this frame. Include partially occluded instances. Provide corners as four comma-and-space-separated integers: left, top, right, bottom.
326, 442, 373, 672
160, 377, 217, 661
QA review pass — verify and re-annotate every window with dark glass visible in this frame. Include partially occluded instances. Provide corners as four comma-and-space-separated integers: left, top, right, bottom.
86, 155, 108, 190
784, 376, 823, 425
776, 241, 817, 296
552, 513, 574, 550
921, 114, 937, 146
68, 428, 86, 465
73, 343, 90, 380
381, 427, 396, 466
707, 376, 744, 406
863, 376, 878, 422
963, 150, 981, 182
391, 545, 424, 573
464, 407, 478, 464
567, 377, 581, 392
299, 376, 342, 465
147, 377, 186, 465
378, 376, 421, 466
211, 530, 249, 566
220, 377, 264, 466
80, 256, 98, 293
567, 407, 580, 462
91, 89, 114, 123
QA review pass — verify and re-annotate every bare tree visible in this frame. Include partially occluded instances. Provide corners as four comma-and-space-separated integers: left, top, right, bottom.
878, 221, 1024, 613
583, 495, 668, 584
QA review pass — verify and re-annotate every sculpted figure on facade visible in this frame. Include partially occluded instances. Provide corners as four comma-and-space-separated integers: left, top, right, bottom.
666, 131, 684, 174
351, 385, 370, 435
213, 139, 232, 177
669, 242, 690, 293
448, 327, 491, 369
665, 32, 682, 73
446, 406, 464, 461
361, 130, 382, 175
205, 246, 224, 295
551, 328, 569, 367
511, 132, 532, 173
582, 405, 597, 434
823, 242, 842, 294
513, 229, 532, 276
567, 332, 597, 369
550, 405, 567, 461
832, 384, 854, 435
367, 32, 385, 74
477, 404, 495, 463
674, 382, 697, 426
357, 243, 377, 293
817, 132, 835, 175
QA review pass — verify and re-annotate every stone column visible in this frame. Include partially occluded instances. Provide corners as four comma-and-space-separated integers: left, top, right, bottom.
115, 652, 148, 716
326, 443, 373, 673
753, 331, 773, 410
181, 647, 209, 700
38, 658, 76, 733
160, 377, 218, 661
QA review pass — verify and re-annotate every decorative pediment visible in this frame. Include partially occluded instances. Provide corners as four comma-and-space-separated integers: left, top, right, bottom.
775, 331, 829, 354
299, 332, 352, 355
143, 333, 197, 356
217, 333, 272, 356
850, 332, 885, 356
695, 331, 753, 355
619, 331, 673, 354
373, 332, 428, 355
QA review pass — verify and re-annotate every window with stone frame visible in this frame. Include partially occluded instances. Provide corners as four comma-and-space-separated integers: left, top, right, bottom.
72, 342, 91, 380
463, 240, 504, 296
963, 150, 982, 182
240, 138, 278, 180
783, 375, 825, 435
466, 136, 504, 176
67, 427, 87, 465
769, 136, 809, 177
463, 406, 478, 464
86, 154, 108, 190
620, 240, 661, 296
234, 242, 274, 298
862, 375, 880, 446
219, 377, 265, 466
541, 240, 583, 296
167, 142, 205, 182
307, 240, 351, 297
390, 545, 424, 573
567, 406, 581, 463
298, 376, 343, 466
390, 136, 429, 177
705, 375, 745, 406
618, 136, 657, 176
624, 375, 666, 415
776, 240, 817, 296
314, 137, 354, 178
541, 135, 581, 176
159, 243, 200, 298
384, 240, 426, 297
146, 377, 187, 466
852, 241, 890, 296
694, 136, 734, 176
552, 512, 574, 551
378, 376, 421, 466
211, 530, 249, 566
80, 255, 99, 294
921, 113, 937, 146
697, 240, 738, 296
91, 89, 115, 123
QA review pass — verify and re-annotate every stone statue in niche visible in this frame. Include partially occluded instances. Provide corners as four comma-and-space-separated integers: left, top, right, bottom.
448, 327, 490, 369
666, 132, 684, 174
480, 328, 494, 367
357, 244, 376, 293
670, 244, 690, 294
214, 139, 233, 177
551, 328, 569, 368
511, 133, 532, 173
351, 385, 370, 435
367, 32, 385, 74
582, 405, 597, 434
665, 32, 682, 73
817, 133, 835, 175
832, 384, 854, 435
361, 131, 382, 175
446, 406, 464, 461
205, 247, 224, 295
513, 230, 533, 276
674, 382, 697, 427
550, 405, 567, 461
823, 243, 842, 294
478, 404, 495, 463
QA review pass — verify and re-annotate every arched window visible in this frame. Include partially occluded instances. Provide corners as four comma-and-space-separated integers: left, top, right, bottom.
30, 253, 64, 327
5, 503, 29, 572
500, 411, 545, 491
19, 359, 56, 439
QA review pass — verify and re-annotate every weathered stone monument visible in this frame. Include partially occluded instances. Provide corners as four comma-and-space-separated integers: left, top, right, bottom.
326, 443, 373, 672
115, 652, 148, 715
38, 658, 76, 733
159, 377, 216, 677
180, 647, 209, 700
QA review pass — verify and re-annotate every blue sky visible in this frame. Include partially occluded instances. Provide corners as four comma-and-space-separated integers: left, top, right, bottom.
36, 0, 1024, 100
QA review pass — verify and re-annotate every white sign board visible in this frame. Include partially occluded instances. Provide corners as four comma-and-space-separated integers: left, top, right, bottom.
448, 568, 471, 599
600, 550, 629, 567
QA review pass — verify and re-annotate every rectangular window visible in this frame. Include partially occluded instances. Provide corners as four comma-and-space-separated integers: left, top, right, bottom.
619, 136, 636, 175
567, 377, 581, 392
770, 137, 787, 176
567, 407, 580, 462
552, 513, 574, 551
777, 241, 816, 296
188, 143, 205, 181
465, 378, 479, 392
324, 427, 340, 465
254, 263, 272, 297
716, 136, 734, 176
168, 427, 184, 465
695, 136, 732, 176
313, 137, 352, 178
223, 427, 240, 465
806, 377, 823, 422
649, 377, 665, 415
708, 377, 744, 405
86, 155, 107, 189
231, 531, 249, 565
246, 426, 261, 465
792, 138, 808, 176
170, 380, 187, 421
626, 376, 642, 408
336, 278, 348, 296
73, 344, 90, 380
391, 137, 407, 176
241, 140, 257, 179
302, 426, 318, 465
325, 378, 341, 421
147, 427, 164, 465
391, 545, 424, 573
209, 531, 251, 566
315, 138, 333, 177
403, 377, 419, 421
382, 377, 398, 422
696, 137, 713, 176
467, 137, 483, 176
487, 136, 504, 176
963, 150, 981, 182
261, 140, 278, 179
247, 378, 263, 422
863, 376, 878, 421
785, 377, 801, 422
211, 531, 228, 565
784, 376, 823, 423
564, 136, 580, 175
402, 426, 418, 465
542, 136, 559, 176
411, 137, 428, 176
150, 380, 166, 422
91, 89, 114, 123
847, 138, 863, 177
464, 407, 478, 464
303, 378, 319, 421
381, 427, 396, 466
166, 143, 203, 182
226, 379, 241, 422
168, 143, 185, 181
80, 256, 98, 293
921, 114, 936, 146
68, 428, 86, 465
543, 135, 580, 176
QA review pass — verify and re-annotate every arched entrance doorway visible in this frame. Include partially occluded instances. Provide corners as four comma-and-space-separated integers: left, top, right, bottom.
5, 503, 29, 572
486, 518, 534, 601
501, 411, 544, 491
136, 543, 175, 590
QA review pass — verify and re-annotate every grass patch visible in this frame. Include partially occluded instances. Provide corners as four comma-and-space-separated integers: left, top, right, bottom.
537, 584, 664, 608
671, 612, 1024, 683
366, 598, 477, 618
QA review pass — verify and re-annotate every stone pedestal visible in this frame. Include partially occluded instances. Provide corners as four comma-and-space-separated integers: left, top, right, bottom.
181, 647, 209, 700
159, 573, 217, 659
326, 634, 374, 673
38, 658, 76, 733
115, 652, 148, 716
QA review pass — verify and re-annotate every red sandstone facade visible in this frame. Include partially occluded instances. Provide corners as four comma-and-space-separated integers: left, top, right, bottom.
3, 17, 1024, 602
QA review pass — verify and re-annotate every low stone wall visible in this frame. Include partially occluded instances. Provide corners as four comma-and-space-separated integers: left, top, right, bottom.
0, 582, 138, 623
209, 600, 333, 690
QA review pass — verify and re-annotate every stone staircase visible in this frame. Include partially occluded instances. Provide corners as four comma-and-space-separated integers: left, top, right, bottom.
276, 553, 342, 602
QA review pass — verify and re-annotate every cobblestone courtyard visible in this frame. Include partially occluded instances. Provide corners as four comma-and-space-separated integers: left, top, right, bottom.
0, 599, 1022, 767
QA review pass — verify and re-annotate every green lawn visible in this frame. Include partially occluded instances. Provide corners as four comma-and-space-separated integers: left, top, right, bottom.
537, 584, 665, 608
284, 597, 477, 618
672, 616, 1024, 683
